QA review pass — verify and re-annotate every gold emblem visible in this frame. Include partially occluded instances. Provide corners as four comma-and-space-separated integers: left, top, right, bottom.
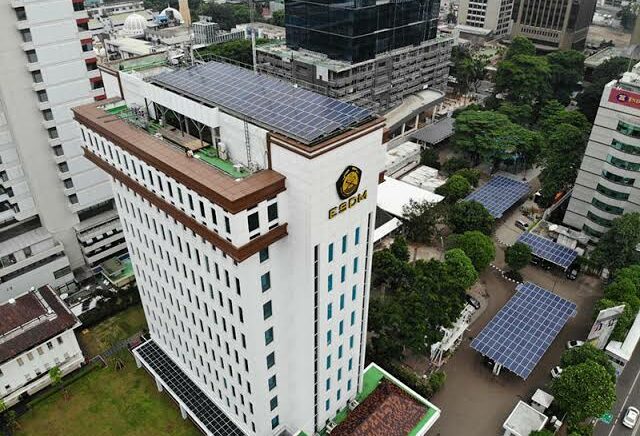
336, 166, 362, 200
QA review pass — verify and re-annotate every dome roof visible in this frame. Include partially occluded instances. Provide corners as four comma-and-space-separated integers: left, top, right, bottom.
123, 13, 147, 37
160, 7, 183, 23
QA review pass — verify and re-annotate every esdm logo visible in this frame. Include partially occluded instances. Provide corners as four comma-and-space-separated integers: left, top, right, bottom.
329, 165, 367, 220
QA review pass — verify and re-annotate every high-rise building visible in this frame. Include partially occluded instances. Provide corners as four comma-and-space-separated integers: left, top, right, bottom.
71, 60, 434, 435
564, 63, 640, 240
457, 0, 514, 39
0, 0, 127, 301
256, 0, 452, 112
511, 0, 597, 51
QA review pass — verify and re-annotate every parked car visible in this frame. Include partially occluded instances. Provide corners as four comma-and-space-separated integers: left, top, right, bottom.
515, 218, 529, 231
623, 406, 639, 429
466, 294, 481, 310
551, 366, 563, 379
566, 340, 584, 349
566, 267, 579, 281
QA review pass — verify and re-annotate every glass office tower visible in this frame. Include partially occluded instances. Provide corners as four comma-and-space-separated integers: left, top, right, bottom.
285, 0, 440, 63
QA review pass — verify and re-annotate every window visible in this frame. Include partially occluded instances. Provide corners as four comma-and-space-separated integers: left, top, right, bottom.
348, 358, 353, 370
327, 330, 332, 345
351, 311, 356, 326
42, 109, 53, 121
353, 257, 359, 273
328, 243, 334, 262
326, 378, 331, 391
339, 321, 344, 335
32, 70, 43, 83
596, 183, 630, 200
247, 212, 259, 232
268, 375, 277, 391
612, 138, 640, 156
265, 327, 274, 345
337, 389, 341, 401
268, 203, 278, 221
17, 357, 24, 366
69, 194, 79, 204
326, 355, 331, 369
63, 178, 74, 189
602, 170, 635, 186
583, 224, 603, 238
607, 154, 640, 171
328, 274, 333, 292
352, 285, 357, 300
347, 380, 352, 391
340, 294, 345, 310
338, 368, 342, 381
20, 29, 32, 43
36, 90, 48, 102
355, 227, 360, 245
349, 336, 354, 349
48, 127, 59, 139
263, 301, 272, 319
259, 248, 269, 262
26, 49, 38, 63
270, 396, 278, 411
591, 197, 624, 215
15, 7, 26, 20
617, 120, 640, 138
342, 235, 347, 253
261, 272, 271, 292
325, 399, 330, 411
587, 211, 613, 228
266, 352, 275, 369
341, 265, 346, 283
271, 415, 279, 429
327, 303, 333, 320
224, 216, 231, 233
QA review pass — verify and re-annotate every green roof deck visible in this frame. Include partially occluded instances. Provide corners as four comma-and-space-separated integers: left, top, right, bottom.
101, 257, 135, 288
319, 363, 441, 436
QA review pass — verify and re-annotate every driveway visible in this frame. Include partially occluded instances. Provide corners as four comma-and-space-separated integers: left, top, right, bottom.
428, 261, 603, 436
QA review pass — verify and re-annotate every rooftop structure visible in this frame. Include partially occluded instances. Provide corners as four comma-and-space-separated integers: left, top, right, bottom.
516, 232, 579, 271
410, 117, 455, 147
531, 389, 554, 413
234, 22, 285, 40
151, 62, 375, 145
400, 166, 447, 193
373, 207, 402, 244
326, 363, 440, 436
377, 177, 444, 218
465, 175, 530, 219
385, 141, 422, 176
502, 401, 548, 436
471, 282, 577, 379
606, 310, 640, 372
100, 256, 135, 288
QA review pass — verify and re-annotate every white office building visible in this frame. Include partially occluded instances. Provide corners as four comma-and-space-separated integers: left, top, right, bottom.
457, 0, 514, 39
71, 60, 395, 435
564, 63, 640, 240
0, 285, 84, 407
0, 0, 128, 301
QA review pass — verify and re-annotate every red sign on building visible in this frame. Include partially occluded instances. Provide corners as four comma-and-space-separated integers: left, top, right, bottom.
609, 88, 640, 110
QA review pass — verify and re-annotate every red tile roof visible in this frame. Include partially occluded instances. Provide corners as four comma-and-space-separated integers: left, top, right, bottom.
0, 287, 79, 364
331, 380, 426, 436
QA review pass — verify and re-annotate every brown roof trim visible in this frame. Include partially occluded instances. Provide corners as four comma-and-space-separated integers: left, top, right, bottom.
268, 117, 385, 159
73, 100, 286, 214
85, 149, 287, 262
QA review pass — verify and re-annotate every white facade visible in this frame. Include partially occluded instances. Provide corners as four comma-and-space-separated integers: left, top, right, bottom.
0, 287, 84, 407
564, 64, 640, 240
0, 0, 126, 296
458, 0, 513, 38
75, 64, 385, 435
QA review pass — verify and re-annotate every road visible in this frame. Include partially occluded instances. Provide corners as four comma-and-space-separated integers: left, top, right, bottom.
595, 348, 640, 436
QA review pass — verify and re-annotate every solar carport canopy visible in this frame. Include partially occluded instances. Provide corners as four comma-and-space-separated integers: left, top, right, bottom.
471, 282, 577, 379
517, 232, 578, 270
464, 175, 530, 218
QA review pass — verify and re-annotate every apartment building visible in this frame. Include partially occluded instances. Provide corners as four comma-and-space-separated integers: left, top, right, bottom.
458, 0, 514, 39
0, 285, 84, 407
0, 0, 128, 301
511, 0, 597, 50
564, 63, 640, 240
73, 61, 389, 435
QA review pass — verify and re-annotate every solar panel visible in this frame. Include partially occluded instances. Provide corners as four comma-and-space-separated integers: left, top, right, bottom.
465, 175, 530, 218
471, 282, 577, 379
517, 232, 578, 270
150, 62, 373, 144
135, 341, 246, 436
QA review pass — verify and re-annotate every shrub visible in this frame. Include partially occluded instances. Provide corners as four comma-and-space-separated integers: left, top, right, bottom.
442, 157, 471, 175
452, 168, 481, 187
420, 148, 441, 169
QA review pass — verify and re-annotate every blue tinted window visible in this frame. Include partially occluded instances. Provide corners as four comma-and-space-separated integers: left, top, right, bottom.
328, 243, 334, 262
327, 303, 333, 319
342, 235, 347, 253
261, 272, 271, 292
355, 227, 360, 245
340, 294, 345, 310
353, 257, 358, 273
328, 274, 333, 292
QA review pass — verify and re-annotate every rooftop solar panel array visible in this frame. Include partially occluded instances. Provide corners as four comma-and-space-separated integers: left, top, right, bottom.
135, 340, 246, 436
465, 175, 530, 218
471, 282, 577, 379
517, 232, 578, 270
151, 62, 373, 145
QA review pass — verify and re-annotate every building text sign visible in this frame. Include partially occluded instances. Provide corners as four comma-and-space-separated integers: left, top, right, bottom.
609, 88, 640, 110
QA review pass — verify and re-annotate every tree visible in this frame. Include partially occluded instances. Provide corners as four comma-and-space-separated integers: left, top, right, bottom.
48, 365, 68, 400
198, 3, 252, 30
447, 201, 495, 235
449, 231, 496, 272
443, 249, 478, 289
435, 174, 472, 202
453, 110, 541, 166
442, 156, 471, 175
455, 53, 489, 95
551, 361, 616, 424
547, 50, 585, 104
605, 278, 640, 312
505, 242, 532, 271
390, 236, 410, 262
420, 148, 440, 169
270, 10, 284, 27
618, 5, 636, 31
452, 168, 481, 187
560, 343, 616, 383
578, 57, 630, 121
371, 249, 415, 291
497, 102, 533, 127
196, 38, 269, 66
591, 213, 640, 272
505, 36, 536, 59
594, 298, 635, 342
402, 200, 442, 243
495, 54, 551, 104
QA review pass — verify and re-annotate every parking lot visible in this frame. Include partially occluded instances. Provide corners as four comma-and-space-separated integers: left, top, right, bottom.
428, 256, 602, 436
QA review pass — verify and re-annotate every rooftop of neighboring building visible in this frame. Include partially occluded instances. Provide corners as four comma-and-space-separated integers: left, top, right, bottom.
323, 363, 440, 436
502, 401, 548, 436
384, 89, 445, 133
0, 286, 79, 364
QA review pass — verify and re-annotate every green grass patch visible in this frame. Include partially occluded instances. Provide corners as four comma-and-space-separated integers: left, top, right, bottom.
18, 354, 199, 436
78, 305, 147, 358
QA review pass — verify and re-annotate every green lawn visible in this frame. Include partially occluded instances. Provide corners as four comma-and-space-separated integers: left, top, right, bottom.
17, 354, 199, 436
78, 305, 148, 358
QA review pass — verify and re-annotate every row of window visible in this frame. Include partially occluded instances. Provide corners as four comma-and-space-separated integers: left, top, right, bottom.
611, 138, 640, 156
328, 228, 360, 262
607, 154, 640, 172
617, 120, 640, 139
591, 197, 624, 215
596, 183, 630, 201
